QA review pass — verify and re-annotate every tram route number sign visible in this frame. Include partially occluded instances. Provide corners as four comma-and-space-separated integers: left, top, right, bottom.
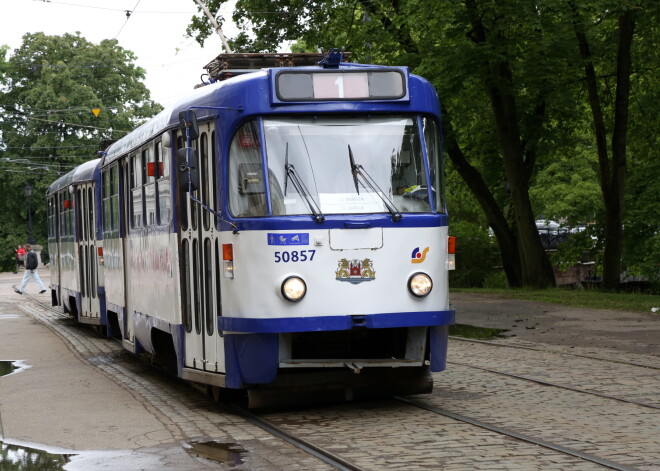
275, 69, 407, 102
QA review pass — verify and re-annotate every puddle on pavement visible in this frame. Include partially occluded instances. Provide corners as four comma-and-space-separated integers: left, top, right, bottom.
449, 323, 508, 339
0, 441, 72, 470
1, 361, 71, 470
0, 361, 17, 377
185, 440, 246, 466
0, 360, 30, 378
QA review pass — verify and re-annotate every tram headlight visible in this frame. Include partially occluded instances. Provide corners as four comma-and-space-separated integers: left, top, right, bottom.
281, 276, 307, 302
408, 272, 433, 298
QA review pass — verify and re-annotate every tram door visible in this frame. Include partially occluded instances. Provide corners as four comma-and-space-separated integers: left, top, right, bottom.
48, 195, 61, 305
180, 124, 223, 372
76, 183, 100, 322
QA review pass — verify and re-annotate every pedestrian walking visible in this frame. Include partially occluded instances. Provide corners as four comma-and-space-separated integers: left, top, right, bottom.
15, 244, 47, 294
14, 244, 26, 273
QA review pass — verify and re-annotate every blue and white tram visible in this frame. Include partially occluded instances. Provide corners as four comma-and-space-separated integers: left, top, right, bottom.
47, 158, 105, 327
48, 51, 456, 407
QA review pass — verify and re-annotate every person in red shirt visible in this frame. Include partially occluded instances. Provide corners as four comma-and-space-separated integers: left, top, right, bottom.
14, 245, 26, 274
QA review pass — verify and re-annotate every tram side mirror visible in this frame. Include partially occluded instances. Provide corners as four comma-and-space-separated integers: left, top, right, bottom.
178, 110, 199, 140
176, 147, 200, 192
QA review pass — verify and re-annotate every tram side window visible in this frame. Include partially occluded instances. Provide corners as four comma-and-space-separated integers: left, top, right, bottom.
68, 195, 74, 236
59, 194, 65, 237
60, 191, 74, 237
103, 171, 111, 232
156, 140, 171, 225
423, 117, 445, 213
228, 121, 267, 217
211, 130, 217, 211
102, 166, 120, 234
144, 146, 156, 226
176, 132, 188, 230
88, 187, 95, 240
201, 132, 211, 230
77, 189, 83, 241
111, 166, 119, 232
47, 197, 56, 239
389, 122, 430, 213
130, 153, 144, 228
190, 136, 199, 231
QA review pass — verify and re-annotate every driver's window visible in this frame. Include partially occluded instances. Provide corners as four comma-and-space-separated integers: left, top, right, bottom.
228, 121, 267, 217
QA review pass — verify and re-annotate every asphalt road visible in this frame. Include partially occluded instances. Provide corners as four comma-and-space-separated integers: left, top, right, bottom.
451, 292, 659, 356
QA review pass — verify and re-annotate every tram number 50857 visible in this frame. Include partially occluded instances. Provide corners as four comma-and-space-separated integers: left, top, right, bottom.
274, 250, 316, 263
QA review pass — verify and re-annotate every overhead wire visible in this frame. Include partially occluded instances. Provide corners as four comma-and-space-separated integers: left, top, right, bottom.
8, 116, 131, 133
115, 0, 142, 40
40, 0, 196, 14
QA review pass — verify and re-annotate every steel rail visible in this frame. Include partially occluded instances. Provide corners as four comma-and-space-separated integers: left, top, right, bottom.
450, 336, 660, 370
449, 360, 660, 410
396, 396, 643, 471
221, 402, 365, 471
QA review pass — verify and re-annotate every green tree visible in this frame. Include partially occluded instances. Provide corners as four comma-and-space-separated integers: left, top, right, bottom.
0, 33, 162, 271
186, 0, 659, 289
569, 1, 658, 289
195, 0, 565, 288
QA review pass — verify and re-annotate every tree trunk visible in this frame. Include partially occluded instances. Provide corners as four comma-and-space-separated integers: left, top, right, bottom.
465, 0, 556, 288
490, 85, 555, 288
573, 6, 636, 290
443, 114, 523, 287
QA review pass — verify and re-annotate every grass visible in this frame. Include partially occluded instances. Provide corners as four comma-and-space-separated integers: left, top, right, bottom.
449, 324, 508, 339
450, 287, 660, 313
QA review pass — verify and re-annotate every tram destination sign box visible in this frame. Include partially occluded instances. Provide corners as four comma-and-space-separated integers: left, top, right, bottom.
273, 69, 407, 102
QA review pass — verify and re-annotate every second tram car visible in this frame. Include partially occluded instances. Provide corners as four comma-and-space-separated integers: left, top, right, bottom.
47, 51, 456, 407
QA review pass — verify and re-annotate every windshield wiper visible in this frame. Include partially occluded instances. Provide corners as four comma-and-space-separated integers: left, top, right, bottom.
284, 143, 325, 223
348, 145, 402, 221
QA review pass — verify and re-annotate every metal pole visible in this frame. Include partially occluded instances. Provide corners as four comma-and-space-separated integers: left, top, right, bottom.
24, 184, 36, 244
27, 200, 35, 244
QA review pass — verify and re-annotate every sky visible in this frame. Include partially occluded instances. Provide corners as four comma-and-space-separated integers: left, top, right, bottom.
1, 0, 246, 107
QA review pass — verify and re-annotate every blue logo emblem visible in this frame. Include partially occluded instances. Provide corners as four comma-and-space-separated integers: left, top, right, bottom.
267, 233, 309, 246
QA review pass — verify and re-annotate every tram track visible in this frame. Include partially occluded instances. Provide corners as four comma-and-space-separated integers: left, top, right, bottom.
449, 335, 660, 370
227, 389, 649, 471
16, 291, 657, 470
221, 402, 366, 471
18, 290, 366, 470
394, 396, 643, 471
447, 359, 660, 410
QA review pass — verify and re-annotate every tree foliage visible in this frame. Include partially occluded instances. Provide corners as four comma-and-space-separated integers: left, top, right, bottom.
184, 0, 659, 289
0, 33, 162, 271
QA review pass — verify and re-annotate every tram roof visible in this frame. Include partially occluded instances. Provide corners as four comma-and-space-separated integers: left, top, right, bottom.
102, 61, 440, 166
47, 158, 101, 195
101, 72, 250, 166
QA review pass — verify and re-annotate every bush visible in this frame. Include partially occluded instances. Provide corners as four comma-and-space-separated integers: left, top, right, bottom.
449, 220, 500, 288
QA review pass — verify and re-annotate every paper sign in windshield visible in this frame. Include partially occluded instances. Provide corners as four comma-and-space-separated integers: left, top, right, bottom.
319, 192, 385, 214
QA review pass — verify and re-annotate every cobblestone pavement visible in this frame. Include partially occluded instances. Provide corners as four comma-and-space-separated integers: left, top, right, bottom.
448, 337, 660, 407
261, 339, 660, 470
2, 273, 659, 470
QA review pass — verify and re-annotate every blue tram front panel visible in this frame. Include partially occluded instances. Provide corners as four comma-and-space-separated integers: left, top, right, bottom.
218, 225, 454, 388
214, 108, 453, 388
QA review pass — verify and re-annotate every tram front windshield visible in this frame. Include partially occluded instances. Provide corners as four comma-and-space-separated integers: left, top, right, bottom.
228, 116, 443, 218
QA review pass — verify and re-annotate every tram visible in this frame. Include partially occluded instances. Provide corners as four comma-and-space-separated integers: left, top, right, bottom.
46, 50, 456, 407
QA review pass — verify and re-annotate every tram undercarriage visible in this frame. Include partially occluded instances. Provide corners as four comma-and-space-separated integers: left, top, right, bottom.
246, 366, 434, 409
243, 326, 433, 408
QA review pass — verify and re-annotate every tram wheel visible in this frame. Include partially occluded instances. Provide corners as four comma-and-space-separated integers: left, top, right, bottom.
211, 385, 222, 402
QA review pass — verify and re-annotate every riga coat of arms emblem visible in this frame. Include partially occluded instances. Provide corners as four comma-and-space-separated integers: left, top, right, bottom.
335, 258, 376, 284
